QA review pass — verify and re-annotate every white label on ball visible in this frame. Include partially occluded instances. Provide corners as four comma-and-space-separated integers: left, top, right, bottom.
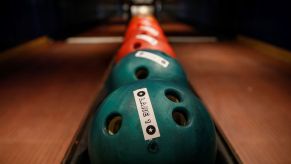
135, 51, 169, 68
133, 88, 160, 140
139, 26, 159, 36
136, 34, 158, 46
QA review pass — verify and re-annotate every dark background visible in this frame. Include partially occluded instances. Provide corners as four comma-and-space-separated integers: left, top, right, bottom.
1, 0, 290, 51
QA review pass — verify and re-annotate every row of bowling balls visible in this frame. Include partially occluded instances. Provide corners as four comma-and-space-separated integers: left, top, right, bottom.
115, 16, 176, 62
88, 16, 217, 164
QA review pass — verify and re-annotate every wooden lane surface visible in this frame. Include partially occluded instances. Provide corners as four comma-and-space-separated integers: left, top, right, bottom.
0, 40, 120, 164
174, 42, 291, 164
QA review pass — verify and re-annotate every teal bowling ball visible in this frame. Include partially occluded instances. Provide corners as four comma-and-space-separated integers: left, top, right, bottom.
89, 80, 216, 164
106, 50, 188, 92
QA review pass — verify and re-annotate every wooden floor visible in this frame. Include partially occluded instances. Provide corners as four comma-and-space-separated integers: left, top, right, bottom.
175, 42, 291, 163
0, 27, 291, 163
0, 41, 119, 163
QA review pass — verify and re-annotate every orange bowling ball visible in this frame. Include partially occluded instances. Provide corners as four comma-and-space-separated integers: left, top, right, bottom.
124, 25, 168, 42
127, 16, 162, 30
115, 34, 176, 63
128, 16, 159, 27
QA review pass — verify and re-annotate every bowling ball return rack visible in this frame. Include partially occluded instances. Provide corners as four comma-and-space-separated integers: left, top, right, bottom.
62, 66, 241, 164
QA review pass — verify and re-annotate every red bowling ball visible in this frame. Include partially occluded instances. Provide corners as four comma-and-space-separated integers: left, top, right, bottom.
124, 25, 168, 43
115, 34, 176, 62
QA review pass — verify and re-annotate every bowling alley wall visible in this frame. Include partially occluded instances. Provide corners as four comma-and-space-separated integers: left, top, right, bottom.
1, 0, 290, 51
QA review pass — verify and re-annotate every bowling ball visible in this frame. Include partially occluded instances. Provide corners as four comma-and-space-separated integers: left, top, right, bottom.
108, 50, 186, 92
127, 23, 163, 35
128, 15, 159, 28
115, 35, 176, 62
124, 25, 168, 43
127, 16, 163, 35
88, 80, 217, 164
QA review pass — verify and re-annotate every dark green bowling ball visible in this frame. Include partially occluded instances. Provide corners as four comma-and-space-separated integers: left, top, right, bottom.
89, 80, 216, 164
106, 50, 188, 92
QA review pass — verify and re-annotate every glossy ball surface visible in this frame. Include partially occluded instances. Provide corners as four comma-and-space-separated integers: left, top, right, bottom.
89, 80, 217, 164
109, 50, 185, 92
